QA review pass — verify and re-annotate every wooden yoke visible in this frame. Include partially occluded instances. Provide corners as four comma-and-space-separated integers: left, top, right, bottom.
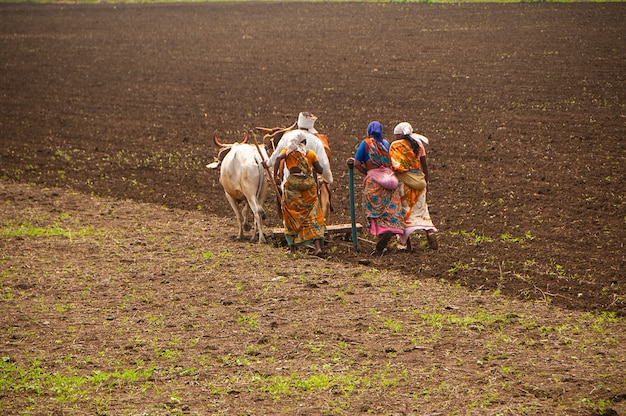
255, 122, 297, 152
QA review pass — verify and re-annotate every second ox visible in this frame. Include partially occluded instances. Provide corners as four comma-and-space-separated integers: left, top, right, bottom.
207, 132, 269, 244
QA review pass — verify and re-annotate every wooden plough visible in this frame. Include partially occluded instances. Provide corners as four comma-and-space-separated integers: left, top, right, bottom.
271, 223, 362, 239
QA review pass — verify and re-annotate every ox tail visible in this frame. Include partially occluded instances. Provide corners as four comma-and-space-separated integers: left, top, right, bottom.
255, 159, 267, 220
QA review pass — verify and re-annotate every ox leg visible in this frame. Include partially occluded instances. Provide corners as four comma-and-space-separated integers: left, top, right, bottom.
224, 193, 245, 240
246, 199, 266, 244
241, 202, 252, 232
320, 181, 332, 225
254, 209, 266, 244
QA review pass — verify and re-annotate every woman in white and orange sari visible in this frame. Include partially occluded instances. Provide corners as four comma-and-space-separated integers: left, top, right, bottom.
390, 122, 438, 250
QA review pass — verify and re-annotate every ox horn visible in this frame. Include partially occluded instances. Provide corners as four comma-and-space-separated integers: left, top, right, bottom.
262, 133, 275, 151
242, 131, 249, 144
213, 132, 225, 148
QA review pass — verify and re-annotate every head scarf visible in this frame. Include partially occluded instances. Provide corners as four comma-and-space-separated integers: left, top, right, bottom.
286, 131, 307, 155
364, 121, 391, 167
297, 112, 318, 134
393, 122, 429, 145
393, 122, 413, 136
367, 121, 384, 142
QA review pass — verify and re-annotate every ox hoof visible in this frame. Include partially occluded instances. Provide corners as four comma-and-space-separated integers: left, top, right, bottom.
243, 223, 252, 232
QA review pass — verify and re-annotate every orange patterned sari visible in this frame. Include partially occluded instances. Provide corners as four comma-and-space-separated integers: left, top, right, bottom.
281, 149, 325, 246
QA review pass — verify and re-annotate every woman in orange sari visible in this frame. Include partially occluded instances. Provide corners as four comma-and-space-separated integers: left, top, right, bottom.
273, 132, 325, 256
390, 122, 438, 250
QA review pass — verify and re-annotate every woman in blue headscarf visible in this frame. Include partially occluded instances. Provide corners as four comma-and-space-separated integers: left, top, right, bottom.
349, 121, 404, 255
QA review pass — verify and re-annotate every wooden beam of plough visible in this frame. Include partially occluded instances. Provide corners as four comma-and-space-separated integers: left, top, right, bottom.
272, 223, 362, 239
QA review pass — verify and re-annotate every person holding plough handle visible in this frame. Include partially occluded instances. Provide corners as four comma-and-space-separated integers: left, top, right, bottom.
348, 121, 404, 256
272, 132, 326, 257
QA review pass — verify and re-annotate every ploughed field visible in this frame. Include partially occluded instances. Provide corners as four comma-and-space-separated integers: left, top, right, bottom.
0, 3, 625, 414
1, 2, 623, 314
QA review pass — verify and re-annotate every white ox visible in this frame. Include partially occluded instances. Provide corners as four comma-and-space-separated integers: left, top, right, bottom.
206, 132, 269, 244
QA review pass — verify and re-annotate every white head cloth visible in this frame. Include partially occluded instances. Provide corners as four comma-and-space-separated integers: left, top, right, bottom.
286, 131, 307, 155
268, 129, 333, 184
297, 112, 318, 134
393, 122, 429, 145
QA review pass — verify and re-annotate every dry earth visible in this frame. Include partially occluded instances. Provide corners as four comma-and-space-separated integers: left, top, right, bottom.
2, 180, 625, 415
0, 2, 625, 415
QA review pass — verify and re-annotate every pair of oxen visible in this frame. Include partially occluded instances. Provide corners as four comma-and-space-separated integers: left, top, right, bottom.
206, 125, 332, 244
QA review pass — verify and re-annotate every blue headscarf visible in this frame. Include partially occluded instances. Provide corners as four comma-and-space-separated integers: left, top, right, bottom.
364, 121, 391, 167
367, 121, 384, 142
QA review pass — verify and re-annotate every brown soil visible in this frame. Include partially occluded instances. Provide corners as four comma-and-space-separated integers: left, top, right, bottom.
0, 3, 624, 415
